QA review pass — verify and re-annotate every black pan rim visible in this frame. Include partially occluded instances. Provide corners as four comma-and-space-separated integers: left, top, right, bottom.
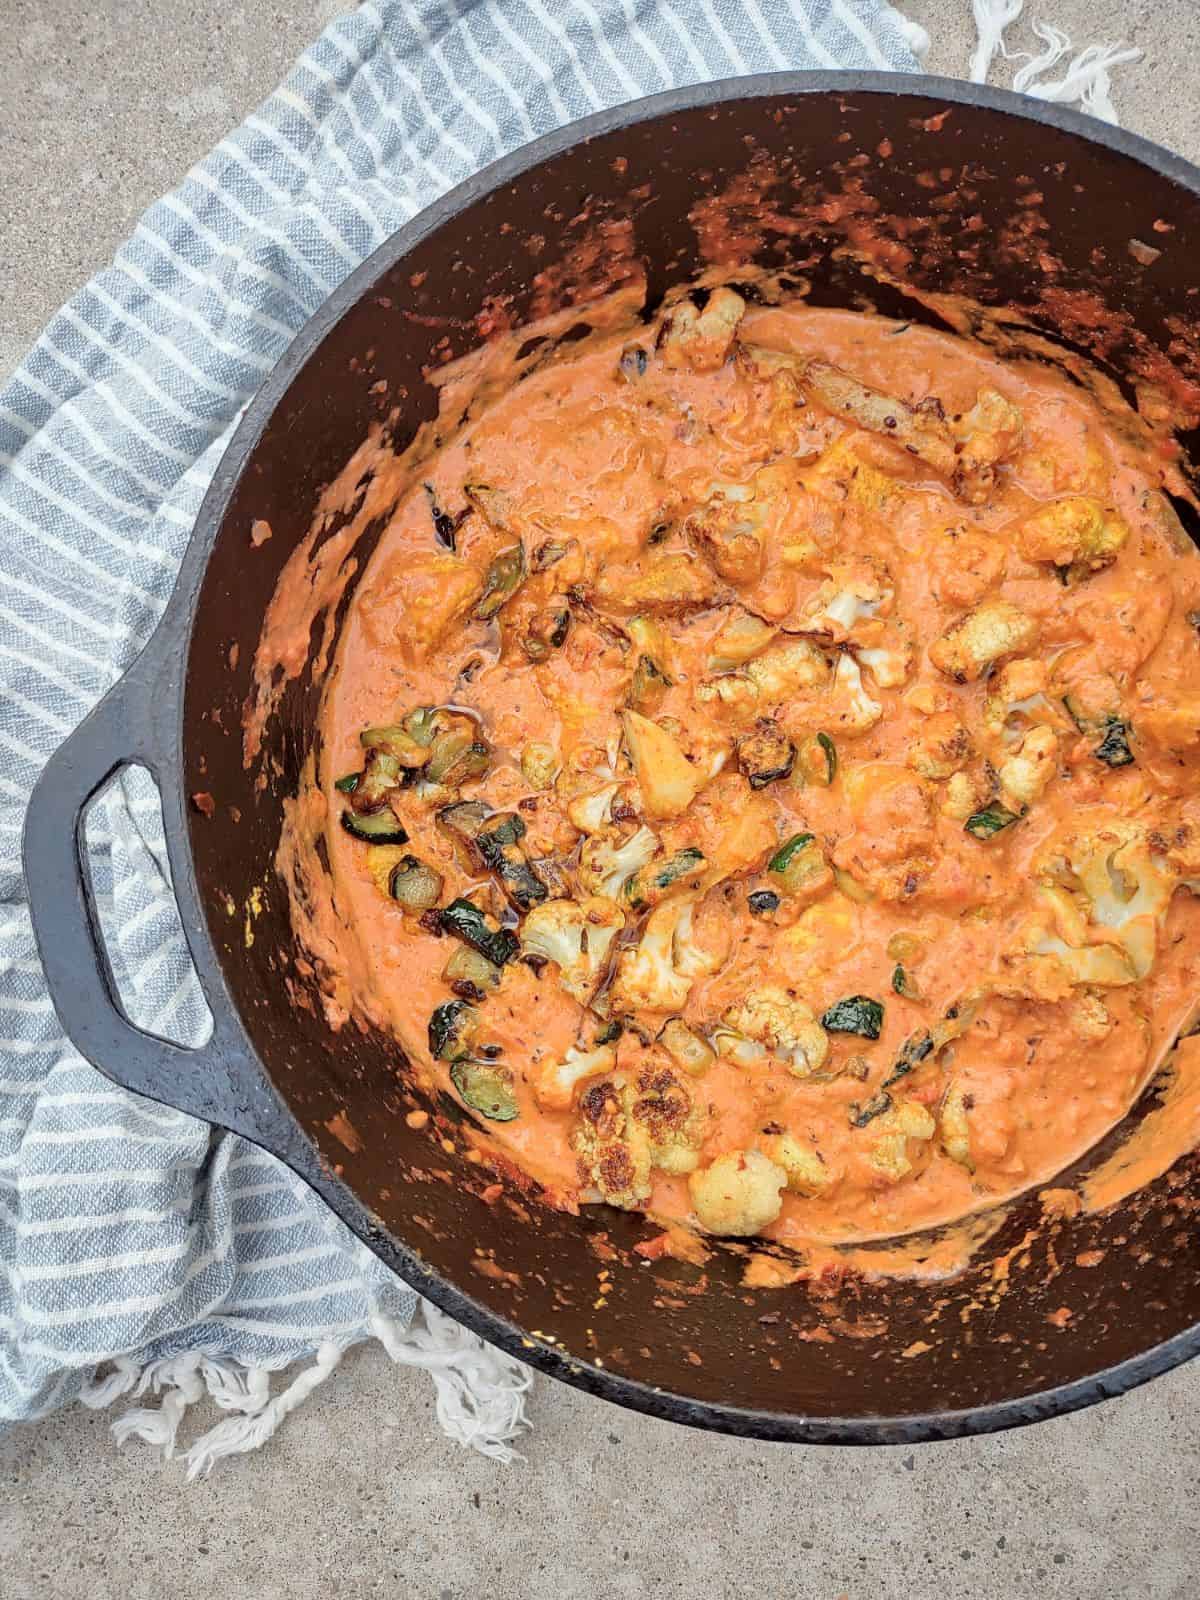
167, 71, 1200, 1445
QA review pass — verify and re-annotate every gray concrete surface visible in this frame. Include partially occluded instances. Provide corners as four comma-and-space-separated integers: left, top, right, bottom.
3, 3, 1199, 1597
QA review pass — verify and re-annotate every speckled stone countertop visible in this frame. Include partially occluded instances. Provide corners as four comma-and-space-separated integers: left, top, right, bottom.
3, 3, 1200, 1596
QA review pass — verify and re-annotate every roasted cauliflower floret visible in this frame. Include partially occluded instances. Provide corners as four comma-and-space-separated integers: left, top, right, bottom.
658, 286, 746, 371
722, 986, 830, 1078
745, 637, 830, 699
863, 1098, 936, 1180
566, 782, 620, 834
520, 740, 560, 791
827, 651, 883, 735
610, 898, 697, 1012
928, 599, 1039, 683
593, 552, 720, 615
1040, 820, 1177, 979
578, 824, 659, 899
572, 1078, 653, 1209
941, 764, 995, 822
997, 893, 1137, 997
533, 1043, 617, 1111
997, 725, 1059, 811
685, 480, 768, 585
983, 657, 1055, 741
1016, 496, 1129, 574
1068, 992, 1115, 1041
907, 710, 973, 780
939, 1082, 973, 1170
519, 896, 625, 1003
688, 1148, 787, 1236
796, 559, 894, 642
572, 1062, 704, 1203
951, 388, 1024, 500
855, 628, 915, 689
758, 1131, 836, 1194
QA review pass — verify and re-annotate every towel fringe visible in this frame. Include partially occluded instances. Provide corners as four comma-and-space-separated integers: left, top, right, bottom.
969, 0, 1023, 84
76, 1300, 531, 1475
970, 3, 1142, 125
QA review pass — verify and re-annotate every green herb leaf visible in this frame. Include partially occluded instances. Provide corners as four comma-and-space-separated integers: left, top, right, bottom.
821, 995, 885, 1040
964, 805, 1020, 840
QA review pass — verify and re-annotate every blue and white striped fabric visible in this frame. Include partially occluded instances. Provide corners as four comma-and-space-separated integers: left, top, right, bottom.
0, 0, 921, 1460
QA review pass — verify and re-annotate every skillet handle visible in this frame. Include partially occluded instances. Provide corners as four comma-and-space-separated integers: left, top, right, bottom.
22, 648, 243, 1130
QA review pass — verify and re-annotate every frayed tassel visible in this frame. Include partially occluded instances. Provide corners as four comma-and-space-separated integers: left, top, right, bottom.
370, 1303, 532, 1464
1016, 30, 1142, 126
1011, 20, 1071, 91
183, 1341, 342, 1478
969, 0, 1024, 84
109, 1352, 208, 1457
79, 1299, 532, 1475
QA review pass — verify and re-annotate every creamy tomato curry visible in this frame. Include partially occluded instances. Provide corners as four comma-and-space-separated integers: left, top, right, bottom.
313, 290, 1200, 1247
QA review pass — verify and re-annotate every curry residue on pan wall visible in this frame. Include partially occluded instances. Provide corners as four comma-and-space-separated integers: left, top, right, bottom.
260, 285, 1200, 1267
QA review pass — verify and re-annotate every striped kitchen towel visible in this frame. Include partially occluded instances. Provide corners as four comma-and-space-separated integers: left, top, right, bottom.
0, 0, 924, 1472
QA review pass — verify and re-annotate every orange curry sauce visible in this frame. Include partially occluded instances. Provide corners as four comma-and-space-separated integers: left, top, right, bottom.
318, 295, 1200, 1247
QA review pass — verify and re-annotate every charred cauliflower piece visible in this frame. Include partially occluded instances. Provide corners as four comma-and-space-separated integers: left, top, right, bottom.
929, 600, 1039, 683
983, 657, 1056, 741
1017, 496, 1129, 574
722, 986, 830, 1078
951, 388, 1024, 500
688, 1148, 787, 1236
685, 481, 768, 586
572, 1078, 653, 1209
519, 896, 625, 1004
855, 627, 915, 690
658, 286, 746, 371
572, 1064, 704, 1205
627, 1061, 705, 1175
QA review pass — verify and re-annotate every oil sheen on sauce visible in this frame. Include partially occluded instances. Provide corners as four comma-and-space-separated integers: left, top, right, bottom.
288, 295, 1200, 1254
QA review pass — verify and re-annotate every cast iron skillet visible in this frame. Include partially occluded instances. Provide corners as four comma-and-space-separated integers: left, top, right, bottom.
23, 75, 1200, 1445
